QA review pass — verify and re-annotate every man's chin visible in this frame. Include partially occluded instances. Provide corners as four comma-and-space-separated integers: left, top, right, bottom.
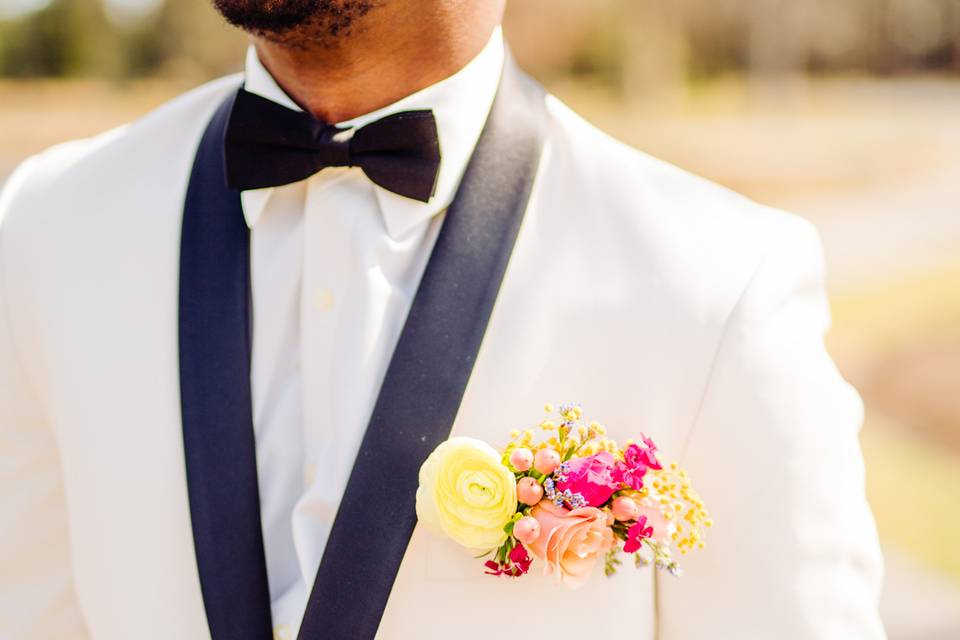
212, 0, 377, 43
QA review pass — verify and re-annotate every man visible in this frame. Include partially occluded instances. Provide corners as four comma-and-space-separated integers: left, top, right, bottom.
0, 1, 885, 638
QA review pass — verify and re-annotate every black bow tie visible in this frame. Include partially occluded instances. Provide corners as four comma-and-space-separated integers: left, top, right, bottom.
224, 88, 442, 202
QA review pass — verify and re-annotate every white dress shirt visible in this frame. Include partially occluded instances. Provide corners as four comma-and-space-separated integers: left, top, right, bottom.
240, 28, 504, 636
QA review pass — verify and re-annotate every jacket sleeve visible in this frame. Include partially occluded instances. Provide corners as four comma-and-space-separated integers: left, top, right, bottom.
658, 215, 886, 638
0, 158, 91, 639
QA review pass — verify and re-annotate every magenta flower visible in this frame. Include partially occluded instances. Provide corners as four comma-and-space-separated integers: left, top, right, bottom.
555, 451, 622, 508
623, 516, 654, 553
507, 543, 532, 576
484, 543, 533, 578
617, 436, 662, 491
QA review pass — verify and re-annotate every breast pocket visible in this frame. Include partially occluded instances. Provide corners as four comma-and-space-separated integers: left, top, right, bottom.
417, 527, 488, 583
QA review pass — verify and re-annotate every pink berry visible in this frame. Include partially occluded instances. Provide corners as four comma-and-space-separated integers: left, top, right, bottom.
611, 496, 640, 521
513, 516, 541, 544
517, 476, 544, 506
509, 447, 534, 472
533, 448, 561, 475
605, 510, 616, 527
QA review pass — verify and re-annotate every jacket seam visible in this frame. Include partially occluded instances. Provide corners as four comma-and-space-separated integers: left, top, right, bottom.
677, 247, 772, 462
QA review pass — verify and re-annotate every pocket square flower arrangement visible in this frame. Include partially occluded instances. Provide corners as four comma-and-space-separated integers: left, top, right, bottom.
416, 404, 712, 588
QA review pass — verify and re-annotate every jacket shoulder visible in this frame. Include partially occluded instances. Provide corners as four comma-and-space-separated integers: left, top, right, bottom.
540, 93, 826, 320
543, 93, 817, 243
0, 74, 241, 234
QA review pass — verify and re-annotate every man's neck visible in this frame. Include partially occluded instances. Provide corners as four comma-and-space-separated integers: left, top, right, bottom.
252, 3, 503, 123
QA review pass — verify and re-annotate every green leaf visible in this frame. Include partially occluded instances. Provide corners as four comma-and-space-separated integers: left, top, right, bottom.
604, 548, 623, 577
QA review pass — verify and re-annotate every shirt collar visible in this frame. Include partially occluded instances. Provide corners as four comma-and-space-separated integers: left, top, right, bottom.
241, 26, 504, 239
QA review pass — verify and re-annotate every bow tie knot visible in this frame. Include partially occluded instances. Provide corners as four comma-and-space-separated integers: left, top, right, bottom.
306, 126, 352, 167
224, 88, 442, 202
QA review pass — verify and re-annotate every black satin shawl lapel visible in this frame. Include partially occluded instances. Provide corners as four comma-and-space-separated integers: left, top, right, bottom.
178, 89, 273, 640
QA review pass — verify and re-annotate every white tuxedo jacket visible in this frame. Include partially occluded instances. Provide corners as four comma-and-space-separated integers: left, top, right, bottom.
0, 69, 884, 638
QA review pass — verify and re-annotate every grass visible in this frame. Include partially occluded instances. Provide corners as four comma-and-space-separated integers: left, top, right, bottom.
828, 260, 960, 581
861, 412, 960, 580
827, 259, 960, 362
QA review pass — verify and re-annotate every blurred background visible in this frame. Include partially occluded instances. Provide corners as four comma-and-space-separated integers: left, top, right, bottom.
1, 0, 958, 636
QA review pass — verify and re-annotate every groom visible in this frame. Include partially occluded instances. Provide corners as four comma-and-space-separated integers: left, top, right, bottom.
0, 1, 885, 639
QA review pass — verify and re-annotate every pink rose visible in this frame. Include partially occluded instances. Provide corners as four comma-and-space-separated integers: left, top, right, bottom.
555, 451, 621, 508
528, 500, 615, 588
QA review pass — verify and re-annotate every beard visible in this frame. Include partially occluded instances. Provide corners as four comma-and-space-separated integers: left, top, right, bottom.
212, 0, 378, 44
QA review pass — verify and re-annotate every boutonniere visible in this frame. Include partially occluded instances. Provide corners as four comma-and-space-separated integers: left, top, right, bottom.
416, 404, 711, 588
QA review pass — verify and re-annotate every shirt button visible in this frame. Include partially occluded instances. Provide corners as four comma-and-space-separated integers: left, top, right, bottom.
273, 624, 293, 640
312, 288, 335, 311
304, 463, 318, 486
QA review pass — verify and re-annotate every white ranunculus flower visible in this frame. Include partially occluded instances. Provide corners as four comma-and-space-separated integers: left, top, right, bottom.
416, 437, 518, 550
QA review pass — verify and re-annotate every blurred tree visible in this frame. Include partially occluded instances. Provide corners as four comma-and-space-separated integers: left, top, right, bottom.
0, 0, 118, 76
142, 0, 245, 80
0, 0, 957, 81
0, 0, 243, 79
